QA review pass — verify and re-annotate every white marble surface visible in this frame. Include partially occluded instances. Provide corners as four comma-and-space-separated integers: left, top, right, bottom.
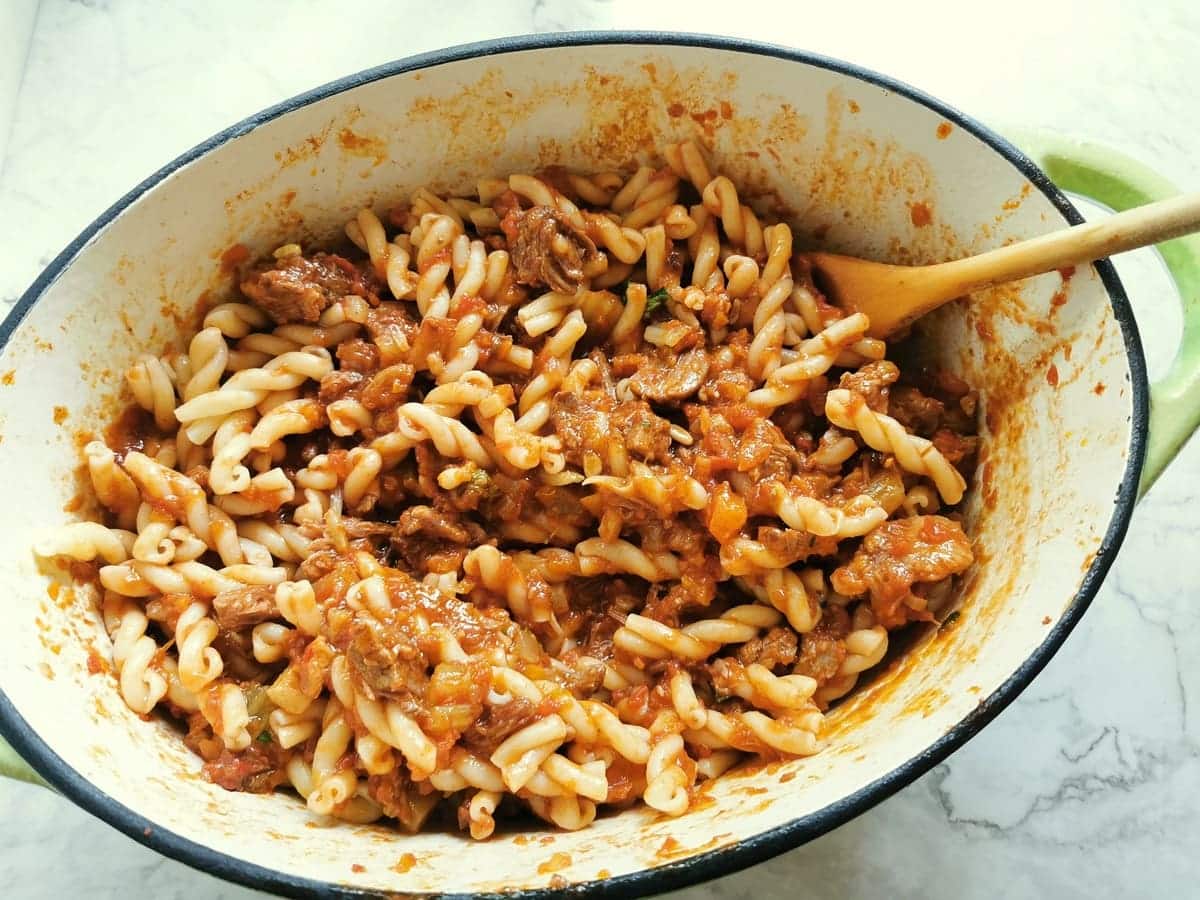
2, 1, 1198, 897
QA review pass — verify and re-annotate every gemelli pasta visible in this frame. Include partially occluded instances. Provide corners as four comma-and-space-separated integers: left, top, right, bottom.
36, 141, 979, 836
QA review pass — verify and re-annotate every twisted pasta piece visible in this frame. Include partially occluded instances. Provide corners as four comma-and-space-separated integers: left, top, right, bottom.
663, 140, 713, 193
102, 592, 168, 715
307, 699, 358, 816
204, 302, 271, 339
182, 327, 229, 400
248, 398, 324, 449
584, 463, 708, 515
574, 538, 681, 582
766, 482, 888, 538
209, 410, 256, 495
34, 522, 133, 564
700, 707, 822, 756
83, 441, 140, 530
463, 546, 552, 624
173, 346, 332, 444
370, 402, 492, 469
614, 605, 782, 661
825, 389, 967, 503
643, 729, 693, 817
122, 451, 245, 563
711, 659, 819, 712
736, 567, 823, 633
329, 656, 438, 777
747, 313, 871, 409
490, 714, 570, 793
125, 354, 179, 431
201, 682, 252, 751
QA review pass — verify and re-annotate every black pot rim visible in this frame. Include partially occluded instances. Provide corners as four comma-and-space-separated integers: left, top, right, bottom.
0, 29, 1148, 900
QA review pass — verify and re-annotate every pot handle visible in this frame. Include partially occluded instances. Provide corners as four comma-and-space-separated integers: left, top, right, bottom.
0, 734, 44, 787
1010, 130, 1200, 496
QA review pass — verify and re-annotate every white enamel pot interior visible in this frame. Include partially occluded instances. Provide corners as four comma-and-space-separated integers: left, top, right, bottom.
0, 33, 1147, 899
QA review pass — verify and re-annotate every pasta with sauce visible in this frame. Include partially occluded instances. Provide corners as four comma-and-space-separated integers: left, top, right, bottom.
35, 141, 979, 836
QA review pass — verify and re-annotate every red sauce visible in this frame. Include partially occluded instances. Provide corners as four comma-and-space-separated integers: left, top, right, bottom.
936, 122, 952, 140
537, 852, 571, 875
219, 243, 250, 273
909, 202, 933, 227
1046, 363, 1060, 387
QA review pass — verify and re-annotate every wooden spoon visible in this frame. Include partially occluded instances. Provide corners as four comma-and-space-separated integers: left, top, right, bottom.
801, 191, 1200, 338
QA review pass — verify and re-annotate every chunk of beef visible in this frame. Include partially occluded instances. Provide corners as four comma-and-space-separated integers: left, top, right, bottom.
367, 769, 437, 833
839, 361, 900, 413
345, 618, 430, 702
204, 746, 287, 793
932, 428, 979, 467
888, 385, 944, 437
794, 604, 850, 684
390, 504, 487, 575
611, 400, 672, 462
317, 369, 365, 405
211, 585, 277, 631
360, 363, 415, 411
735, 626, 798, 670
336, 338, 379, 373
240, 252, 380, 324
501, 206, 601, 293
628, 348, 710, 404
831, 515, 974, 628
460, 698, 541, 757
364, 302, 419, 364
550, 391, 614, 467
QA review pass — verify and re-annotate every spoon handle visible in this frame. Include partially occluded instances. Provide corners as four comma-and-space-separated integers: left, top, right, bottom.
935, 190, 1200, 295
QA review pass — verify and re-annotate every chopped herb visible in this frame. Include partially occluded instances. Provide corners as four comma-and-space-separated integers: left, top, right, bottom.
615, 280, 630, 302
256, 731, 273, 744
643, 288, 669, 319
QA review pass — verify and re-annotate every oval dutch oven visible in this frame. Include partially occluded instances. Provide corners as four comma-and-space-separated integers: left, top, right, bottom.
1, 32, 1198, 899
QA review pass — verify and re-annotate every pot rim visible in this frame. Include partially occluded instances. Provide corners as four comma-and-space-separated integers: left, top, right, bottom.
0, 29, 1149, 900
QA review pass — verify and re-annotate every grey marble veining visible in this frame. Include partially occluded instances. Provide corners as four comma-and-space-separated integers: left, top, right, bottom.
1, 1, 1198, 897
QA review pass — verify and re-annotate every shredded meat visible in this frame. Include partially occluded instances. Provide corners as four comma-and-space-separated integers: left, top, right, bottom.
211, 585, 277, 631
794, 605, 850, 684
839, 361, 899, 412
361, 363, 415, 411
367, 770, 437, 833
204, 746, 287, 793
932, 428, 980, 467
212, 629, 267, 680
344, 617, 430, 703
888, 385, 944, 436
460, 698, 540, 757
628, 348, 710, 404
336, 338, 380, 373
831, 515, 974, 627
550, 391, 614, 467
391, 504, 487, 574
502, 206, 600, 292
318, 369, 365, 404
735, 627, 799, 670
611, 400, 672, 462
240, 252, 380, 324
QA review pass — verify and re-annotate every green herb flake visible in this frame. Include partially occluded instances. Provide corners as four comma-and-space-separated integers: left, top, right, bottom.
643, 288, 670, 319
256, 731, 273, 744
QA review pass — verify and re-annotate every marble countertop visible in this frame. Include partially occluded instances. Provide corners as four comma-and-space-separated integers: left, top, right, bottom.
2, 1, 1198, 897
